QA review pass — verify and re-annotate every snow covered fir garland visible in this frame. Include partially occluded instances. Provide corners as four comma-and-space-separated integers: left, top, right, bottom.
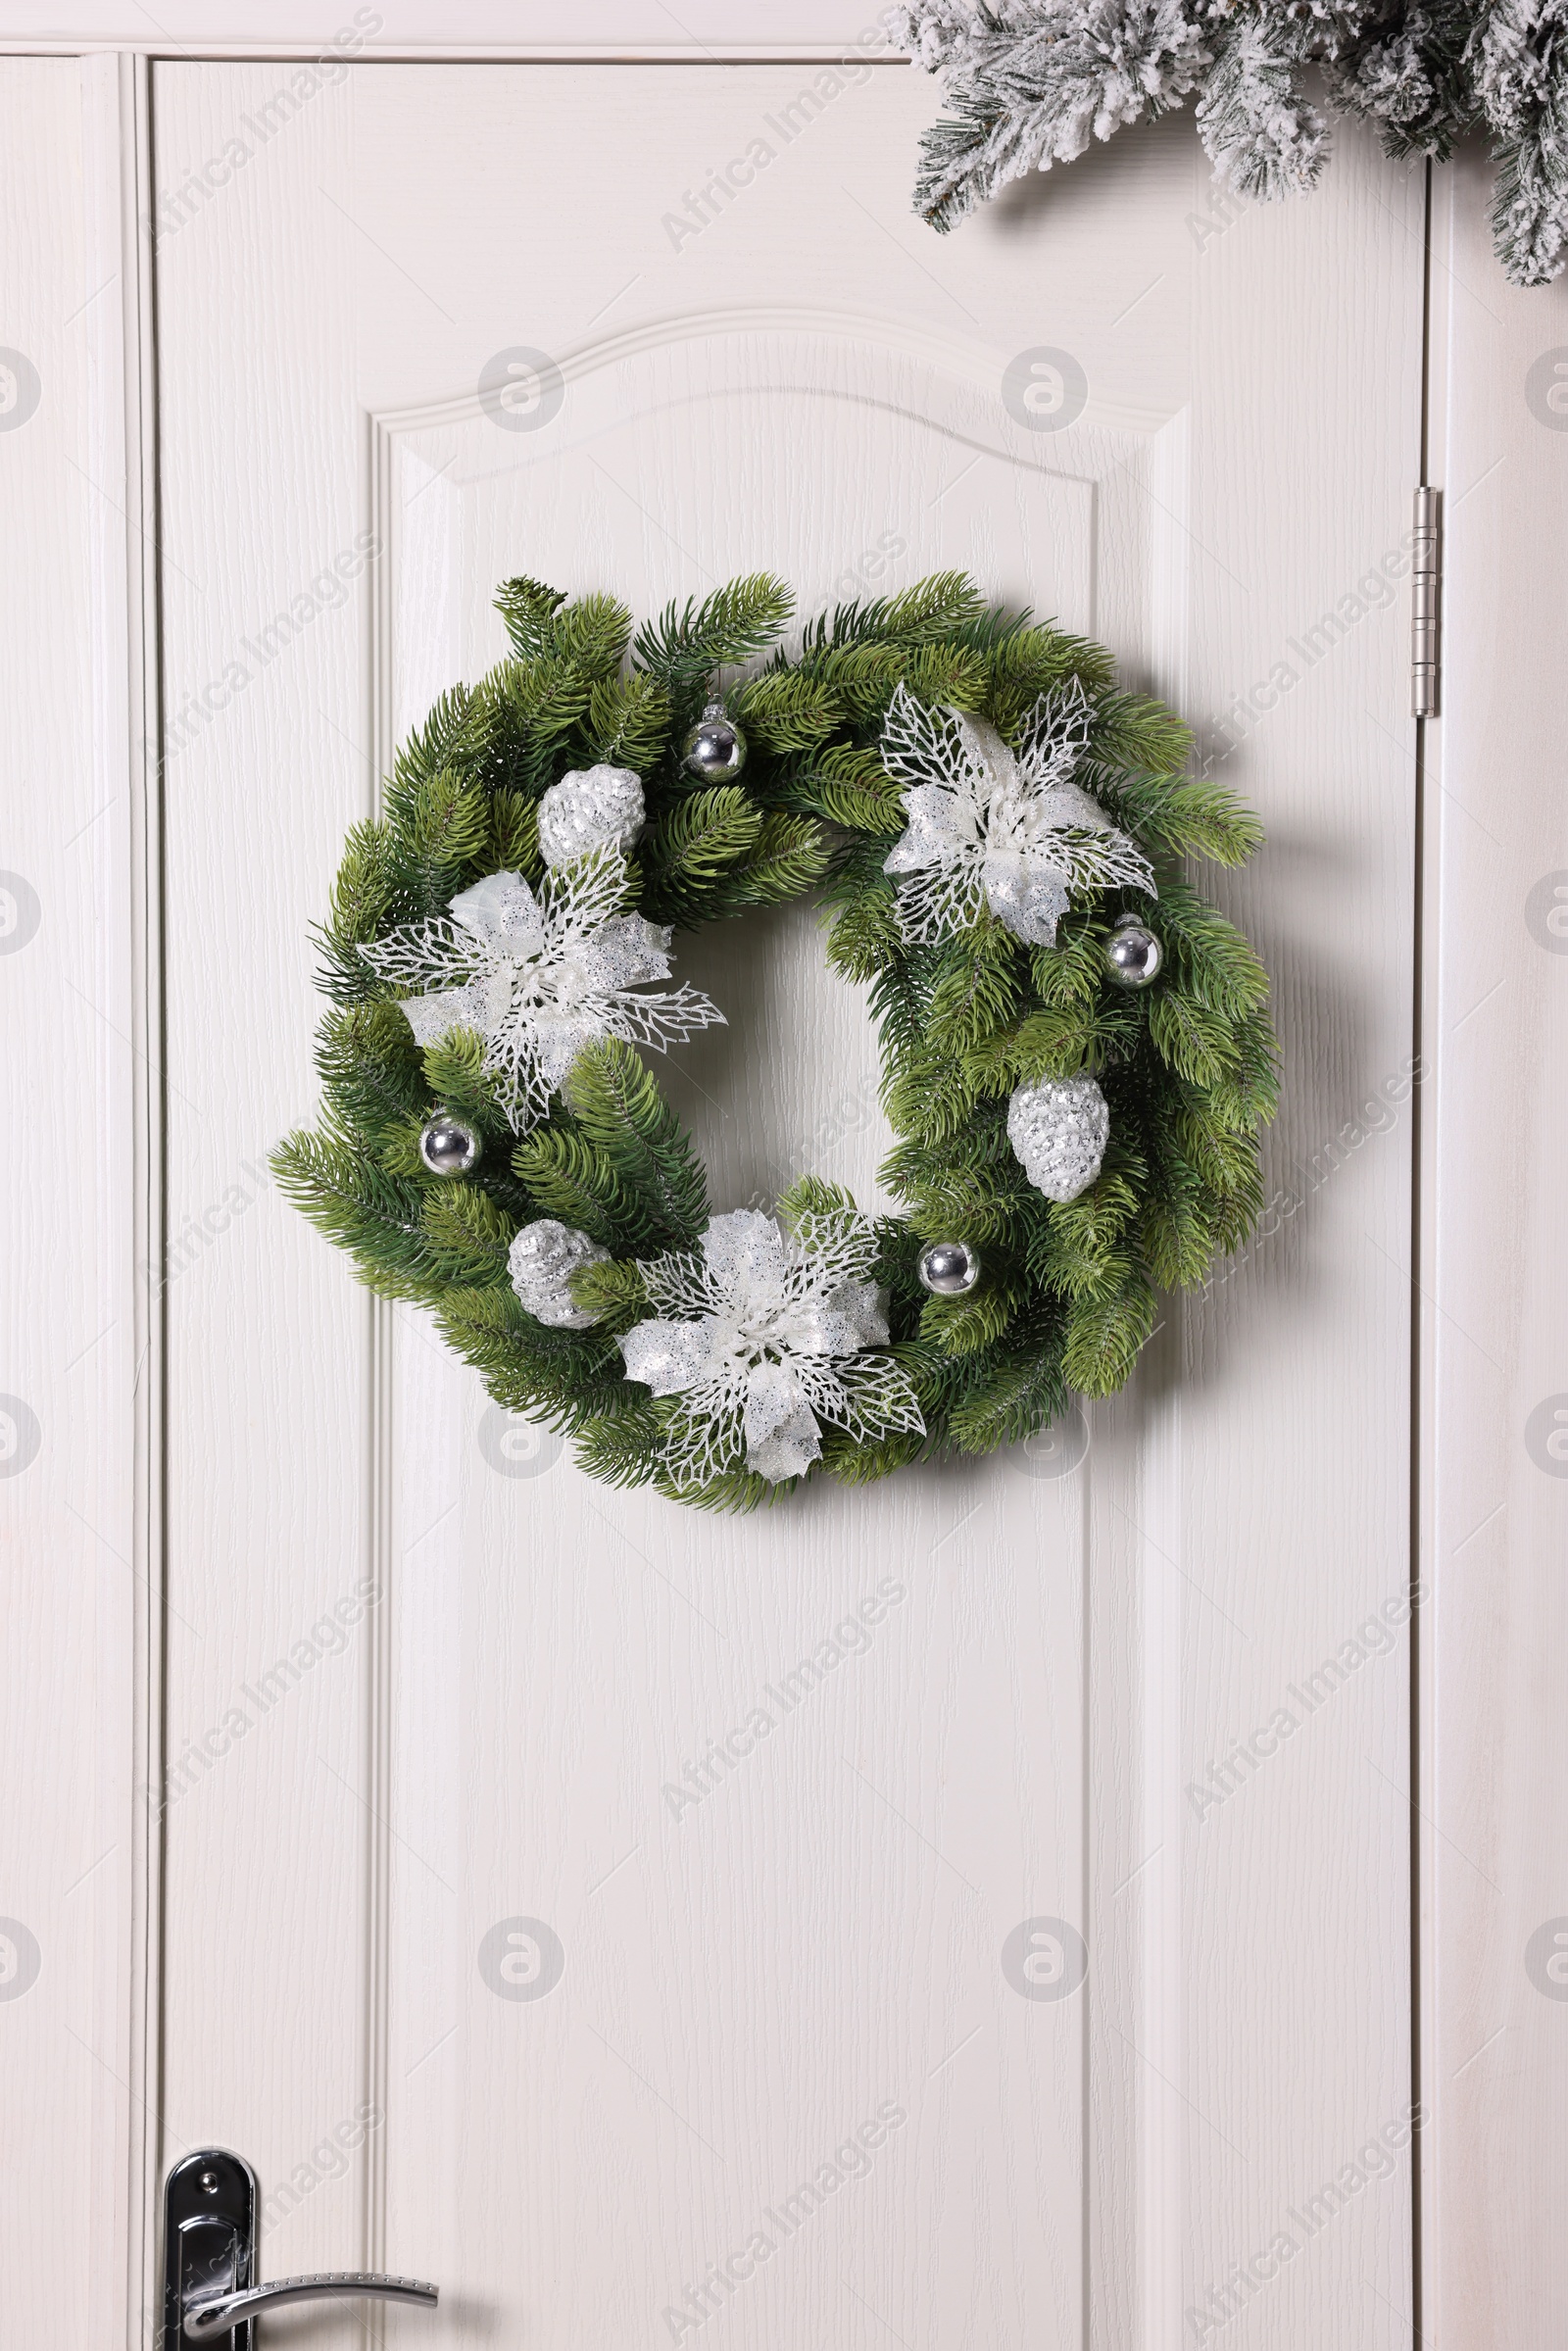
274, 571, 1277, 1510
885, 0, 1568, 286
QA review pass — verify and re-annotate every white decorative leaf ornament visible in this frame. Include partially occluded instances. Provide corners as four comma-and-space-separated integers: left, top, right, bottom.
880, 677, 1155, 946
618, 1207, 926, 1490
360, 851, 724, 1134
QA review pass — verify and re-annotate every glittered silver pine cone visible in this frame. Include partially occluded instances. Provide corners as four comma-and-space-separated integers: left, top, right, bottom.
682, 700, 747, 782
418, 1110, 483, 1177
509, 1217, 610, 1328
1005, 1074, 1108, 1203
537, 763, 645, 868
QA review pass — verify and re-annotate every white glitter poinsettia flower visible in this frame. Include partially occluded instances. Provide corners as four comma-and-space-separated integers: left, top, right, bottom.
880, 676, 1155, 947
618, 1207, 926, 1490
360, 852, 724, 1134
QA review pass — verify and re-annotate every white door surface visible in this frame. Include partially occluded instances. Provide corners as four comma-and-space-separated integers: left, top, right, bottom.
3, 23, 1564, 2351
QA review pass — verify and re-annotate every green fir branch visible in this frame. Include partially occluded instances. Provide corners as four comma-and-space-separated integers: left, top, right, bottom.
632, 573, 795, 683
564, 1039, 709, 1249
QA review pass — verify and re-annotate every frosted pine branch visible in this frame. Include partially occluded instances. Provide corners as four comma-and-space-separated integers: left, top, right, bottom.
888, 0, 1568, 281
884, 0, 1050, 70
894, 0, 1213, 229
1472, 0, 1568, 282
1196, 11, 1333, 194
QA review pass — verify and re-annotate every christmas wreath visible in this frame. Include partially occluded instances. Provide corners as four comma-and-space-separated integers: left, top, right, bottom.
888, 1, 1568, 289
274, 571, 1277, 1510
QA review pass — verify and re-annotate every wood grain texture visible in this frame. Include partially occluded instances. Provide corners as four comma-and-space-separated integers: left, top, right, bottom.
151, 60, 376, 2323
148, 59, 1427, 2351
0, 52, 155, 2351
1421, 147, 1568, 2351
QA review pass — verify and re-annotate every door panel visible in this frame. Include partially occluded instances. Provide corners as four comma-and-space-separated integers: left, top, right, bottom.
151, 59, 1425, 2348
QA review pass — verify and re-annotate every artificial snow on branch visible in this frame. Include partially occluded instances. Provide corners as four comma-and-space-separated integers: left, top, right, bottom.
885, 0, 1568, 284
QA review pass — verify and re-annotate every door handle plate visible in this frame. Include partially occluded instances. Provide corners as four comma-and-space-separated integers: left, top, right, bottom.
163, 2149, 257, 2351
163, 2146, 437, 2343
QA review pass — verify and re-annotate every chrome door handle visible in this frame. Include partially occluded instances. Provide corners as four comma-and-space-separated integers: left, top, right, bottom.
185, 2272, 438, 2338
164, 2148, 437, 2346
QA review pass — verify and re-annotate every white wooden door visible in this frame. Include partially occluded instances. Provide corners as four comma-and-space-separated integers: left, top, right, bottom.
142, 55, 1423, 2349
19, 22, 1561, 2351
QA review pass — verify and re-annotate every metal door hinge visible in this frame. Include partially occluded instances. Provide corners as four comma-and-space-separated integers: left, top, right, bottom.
1412, 485, 1442, 718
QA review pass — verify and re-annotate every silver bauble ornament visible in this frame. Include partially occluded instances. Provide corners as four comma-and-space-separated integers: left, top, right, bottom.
917, 1239, 981, 1296
682, 700, 747, 782
1103, 913, 1163, 989
418, 1110, 483, 1178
